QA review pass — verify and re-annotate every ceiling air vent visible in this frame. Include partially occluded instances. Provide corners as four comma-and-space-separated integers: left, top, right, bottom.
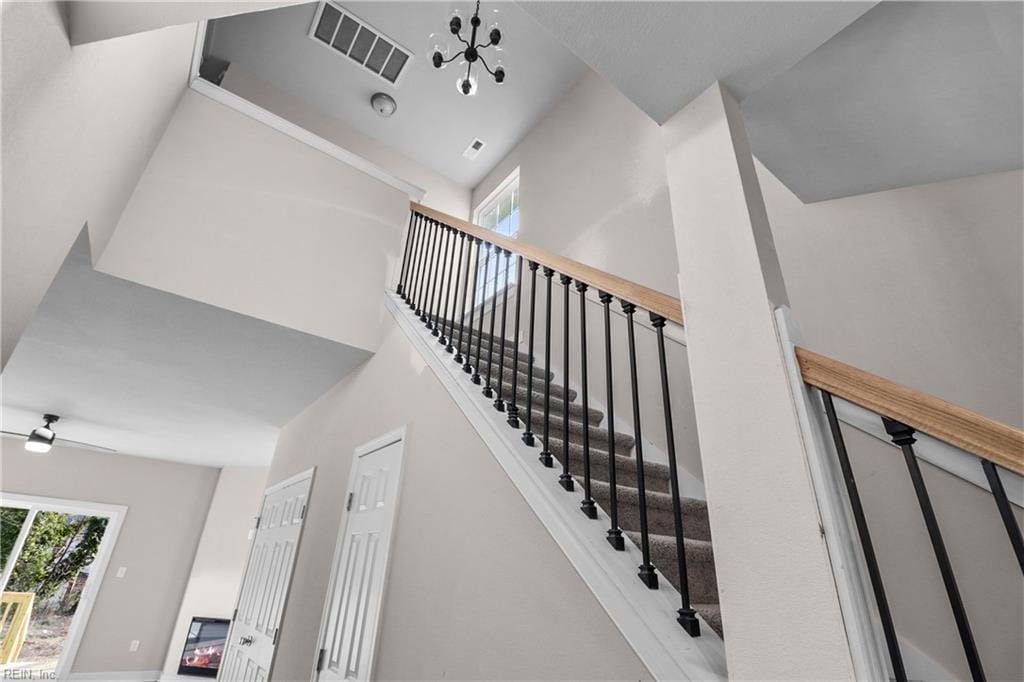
309, 2, 412, 85
463, 138, 487, 160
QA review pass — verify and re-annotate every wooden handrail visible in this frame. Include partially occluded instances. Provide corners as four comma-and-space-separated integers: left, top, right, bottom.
796, 347, 1024, 475
411, 202, 685, 325
409, 202, 1023, 474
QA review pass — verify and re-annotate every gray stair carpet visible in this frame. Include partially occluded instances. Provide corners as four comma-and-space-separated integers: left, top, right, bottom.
433, 317, 723, 637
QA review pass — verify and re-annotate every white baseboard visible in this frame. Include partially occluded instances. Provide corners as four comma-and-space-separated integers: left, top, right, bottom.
69, 670, 161, 682
386, 292, 727, 681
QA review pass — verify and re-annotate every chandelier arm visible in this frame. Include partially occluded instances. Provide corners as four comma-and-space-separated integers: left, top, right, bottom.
454, 32, 470, 47
442, 49, 467, 64
477, 53, 497, 77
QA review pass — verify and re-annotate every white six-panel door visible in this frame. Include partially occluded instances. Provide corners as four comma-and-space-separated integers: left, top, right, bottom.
220, 470, 314, 682
316, 432, 405, 682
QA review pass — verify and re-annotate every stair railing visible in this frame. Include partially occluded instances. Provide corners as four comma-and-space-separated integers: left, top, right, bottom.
397, 202, 704, 637
395, 203, 1024, 664
793, 347, 1024, 682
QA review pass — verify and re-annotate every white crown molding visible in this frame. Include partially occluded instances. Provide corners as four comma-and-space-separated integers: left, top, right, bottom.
385, 292, 727, 681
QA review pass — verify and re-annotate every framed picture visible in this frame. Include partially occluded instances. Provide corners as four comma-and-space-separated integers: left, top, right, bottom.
177, 616, 230, 677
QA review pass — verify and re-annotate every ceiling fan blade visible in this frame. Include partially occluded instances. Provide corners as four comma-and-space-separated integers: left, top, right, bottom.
1, 430, 117, 453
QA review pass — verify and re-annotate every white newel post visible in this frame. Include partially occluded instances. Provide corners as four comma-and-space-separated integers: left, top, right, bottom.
660, 82, 860, 680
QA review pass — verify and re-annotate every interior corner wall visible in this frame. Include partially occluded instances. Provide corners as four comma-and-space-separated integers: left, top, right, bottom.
221, 66, 473, 221
471, 69, 1023, 679
0, 1, 194, 369
264, 317, 652, 681
0, 440, 219, 675
96, 88, 411, 354
161, 465, 268, 679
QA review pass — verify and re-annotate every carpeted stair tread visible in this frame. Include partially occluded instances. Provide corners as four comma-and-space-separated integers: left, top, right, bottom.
549, 442, 672, 494
504, 382, 601, 423
528, 413, 635, 455
456, 339, 550, 381
693, 604, 724, 638
624, 531, 719, 606
589, 480, 712, 542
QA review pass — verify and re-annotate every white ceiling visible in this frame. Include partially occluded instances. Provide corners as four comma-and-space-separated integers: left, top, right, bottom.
517, 1, 876, 124
205, 1, 588, 187
1, 231, 370, 467
741, 1, 1024, 202
518, 1, 1023, 201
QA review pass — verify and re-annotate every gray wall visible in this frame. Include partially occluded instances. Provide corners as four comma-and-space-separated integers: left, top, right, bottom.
0, 440, 219, 675
1, 1, 193, 368
266, 319, 651, 681
472, 70, 1023, 679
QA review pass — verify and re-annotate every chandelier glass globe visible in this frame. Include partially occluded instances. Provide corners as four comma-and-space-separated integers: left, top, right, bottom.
456, 71, 478, 96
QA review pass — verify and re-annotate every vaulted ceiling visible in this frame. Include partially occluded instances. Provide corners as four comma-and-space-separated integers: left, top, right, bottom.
205, 2, 588, 187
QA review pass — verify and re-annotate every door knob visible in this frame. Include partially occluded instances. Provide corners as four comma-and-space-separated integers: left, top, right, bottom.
239, 635, 255, 646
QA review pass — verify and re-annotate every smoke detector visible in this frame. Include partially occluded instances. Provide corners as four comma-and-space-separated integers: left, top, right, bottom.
371, 92, 397, 118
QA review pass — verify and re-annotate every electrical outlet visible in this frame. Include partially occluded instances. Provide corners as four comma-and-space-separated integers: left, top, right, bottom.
129, 639, 140, 652
115, 566, 127, 578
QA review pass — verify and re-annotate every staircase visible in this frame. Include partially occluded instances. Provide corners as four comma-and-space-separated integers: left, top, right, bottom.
391, 200, 724, 655
393, 202, 1024, 681
450, 324, 723, 636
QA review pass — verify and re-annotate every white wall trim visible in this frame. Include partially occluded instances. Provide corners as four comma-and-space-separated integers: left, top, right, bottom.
0, 491, 127, 681
775, 307, 892, 681
188, 23, 425, 203
385, 292, 727, 681
70, 671, 160, 682
833, 397, 1023, 507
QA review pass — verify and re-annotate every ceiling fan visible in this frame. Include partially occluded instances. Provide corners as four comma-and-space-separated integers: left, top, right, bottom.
1, 413, 117, 453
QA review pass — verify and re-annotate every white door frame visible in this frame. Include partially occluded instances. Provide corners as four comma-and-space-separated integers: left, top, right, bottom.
0, 491, 126, 680
221, 466, 315, 681
311, 426, 408, 682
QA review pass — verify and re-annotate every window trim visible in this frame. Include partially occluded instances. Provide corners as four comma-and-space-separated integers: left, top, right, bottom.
472, 168, 520, 305
473, 167, 520, 229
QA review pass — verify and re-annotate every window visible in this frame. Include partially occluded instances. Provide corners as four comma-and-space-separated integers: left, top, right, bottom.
473, 170, 519, 304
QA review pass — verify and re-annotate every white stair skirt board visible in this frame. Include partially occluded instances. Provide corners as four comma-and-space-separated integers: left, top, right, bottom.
385, 292, 727, 681
69, 671, 161, 681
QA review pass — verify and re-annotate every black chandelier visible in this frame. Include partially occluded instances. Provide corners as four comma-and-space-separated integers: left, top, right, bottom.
429, 1, 506, 96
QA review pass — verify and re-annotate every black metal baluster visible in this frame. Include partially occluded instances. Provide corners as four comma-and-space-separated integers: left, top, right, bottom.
414, 216, 433, 317
472, 243, 491, 385
454, 234, 472, 364
446, 232, 466, 354
981, 460, 1024, 573
651, 313, 700, 635
623, 301, 657, 589
431, 225, 450, 333
396, 212, 416, 299
558, 275, 575, 491
884, 418, 985, 681
463, 239, 483, 375
494, 250, 512, 411
821, 392, 906, 681
539, 267, 555, 467
483, 249, 501, 398
578, 283, 597, 517
437, 227, 454, 344
405, 213, 424, 310
601, 292, 625, 550
507, 255, 525, 428
522, 262, 540, 446
422, 220, 440, 324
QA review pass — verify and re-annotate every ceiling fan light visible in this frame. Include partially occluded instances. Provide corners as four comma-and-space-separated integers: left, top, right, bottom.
26, 427, 54, 453
24, 413, 58, 454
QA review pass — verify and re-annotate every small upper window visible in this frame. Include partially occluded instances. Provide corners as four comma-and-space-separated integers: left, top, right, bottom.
473, 170, 520, 303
